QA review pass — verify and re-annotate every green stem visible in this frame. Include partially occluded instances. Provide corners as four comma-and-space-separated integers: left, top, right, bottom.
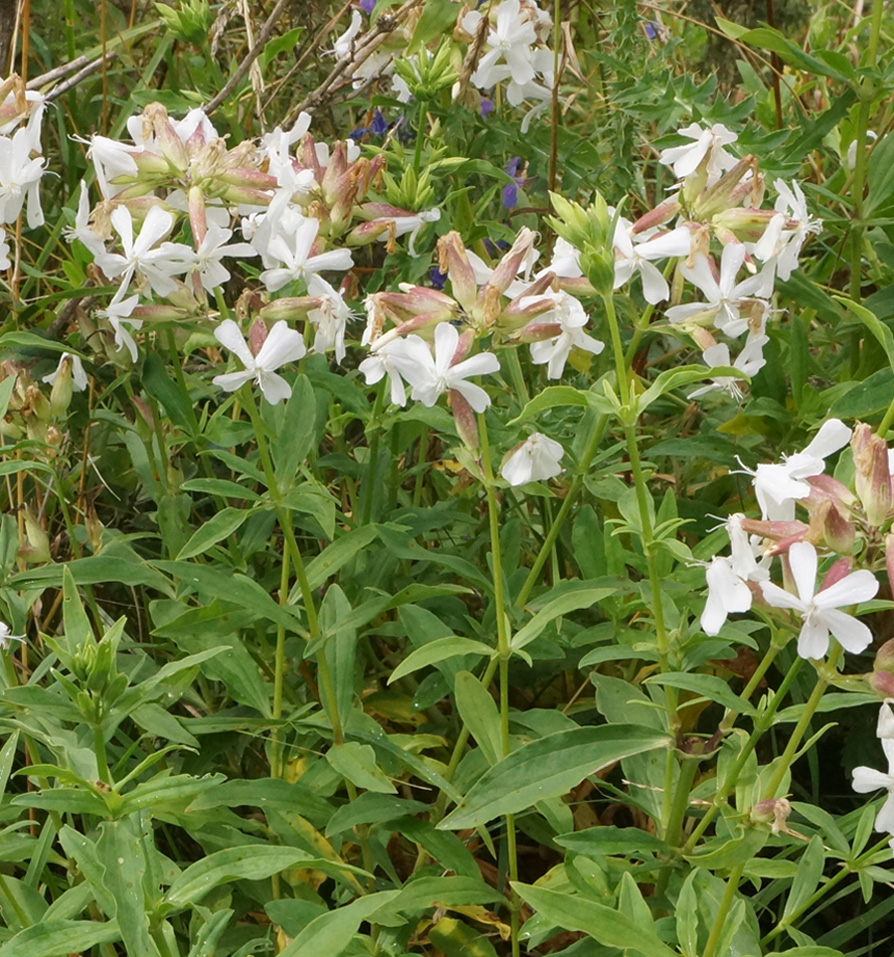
848, 0, 885, 303
762, 833, 892, 944
480, 416, 520, 957
762, 644, 843, 801
684, 653, 805, 854
270, 539, 291, 779
515, 415, 608, 607
702, 863, 745, 957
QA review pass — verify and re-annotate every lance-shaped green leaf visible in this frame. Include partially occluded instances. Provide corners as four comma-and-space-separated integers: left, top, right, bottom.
511, 581, 619, 651
0, 919, 121, 957
165, 846, 312, 910
834, 296, 894, 373
278, 891, 399, 957
635, 364, 743, 417
438, 724, 669, 829
514, 883, 676, 957
176, 507, 253, 560
387, 637, 493, 684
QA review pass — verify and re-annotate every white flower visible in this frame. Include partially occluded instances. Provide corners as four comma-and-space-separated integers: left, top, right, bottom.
751, 179, 822, 282
700, 513, 769, 636
746, 419, 852, 521
666, 244, 770, 337
502, 432, 564, 486
701, 556, 754, 636
0, 125, 45, 228
95, 206, 191, 303
658, 122, 738, 182
97, 295, 142, 362
359, 335, 433, 407
63, 181, 105, 257
613, 222, 692, 304
760, 541, 878, 659
0, 621, 24, 651
258, 215, 353, 292
526, 290, 604, 379
366, 208, 441, 257
688, 335, 768, 400
307, 275, 351, 363
403, 323, 500, 412
852, 735, 894, 834
42, 352, 88, 392
467, 0, 539, 90
212, 319, 306, 404
186, 226, 257, 293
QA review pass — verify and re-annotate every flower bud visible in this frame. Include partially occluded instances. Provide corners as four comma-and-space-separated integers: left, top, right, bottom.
852, 423, 893, 527
691, 156, 758, 219
450, 389, 479, 450
750, 797, 792, 833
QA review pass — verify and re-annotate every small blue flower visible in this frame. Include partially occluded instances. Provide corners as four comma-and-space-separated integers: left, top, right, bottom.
502, 156, 523, 209
480, 99, 494, 117
429, 266, 447, 290
359, 0, 376, 13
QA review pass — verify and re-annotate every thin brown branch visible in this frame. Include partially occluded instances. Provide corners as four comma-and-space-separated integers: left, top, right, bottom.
205, 0, 290, 115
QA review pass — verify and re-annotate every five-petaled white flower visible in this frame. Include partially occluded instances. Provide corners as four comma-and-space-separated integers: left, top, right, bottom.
745, 419, 852, 521
501, 432, 564, 486
612, 222, 692, 304
358, 335, 433, 407
212, 319, 306, 404
658, 122, 738, 182
666, 244, 771, 337
404, 322, 500, 412
95, 206, 191, 303
760, 541, 878, 660
526, 290, 604, 379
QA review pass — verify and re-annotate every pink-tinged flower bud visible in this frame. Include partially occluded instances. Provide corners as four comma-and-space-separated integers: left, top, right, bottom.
378, 287, 459, 328
852, 422, 893, 527
481, 227, 537, 300
808, 473, 857, 508
188, 185, 207, 247
218, 167, 279, 191
820, 557, 854, 591
811, 498, 856, 555
451, 329, 474, 366
740, 518, 810, 542
510, 321, 562, 344
631, 197, 681, 234
711, 206, 779, 244
108, 181, 161, 201
450, 388, 479, 450
886, 532, 894, 594
249, 319, 268, 357
222, 186, 274, 207
869, 670, 894, 697
874, 636, 894, 675
692, 156, 759, 219
750, 797, 791, 833
260, 296, 324, 321
438, 231, 478, 312
689, 326, 717, 351
143, 103, 189, 173
129, 150, 173, 178
346, 220, 393, 248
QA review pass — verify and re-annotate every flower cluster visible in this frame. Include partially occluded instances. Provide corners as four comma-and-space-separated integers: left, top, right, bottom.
701, 419, 892, 661
0, 75, 46, 269
329, 0, 556, 132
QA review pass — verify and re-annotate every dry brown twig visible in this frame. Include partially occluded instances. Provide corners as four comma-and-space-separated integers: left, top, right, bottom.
285, 0, 424, 125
